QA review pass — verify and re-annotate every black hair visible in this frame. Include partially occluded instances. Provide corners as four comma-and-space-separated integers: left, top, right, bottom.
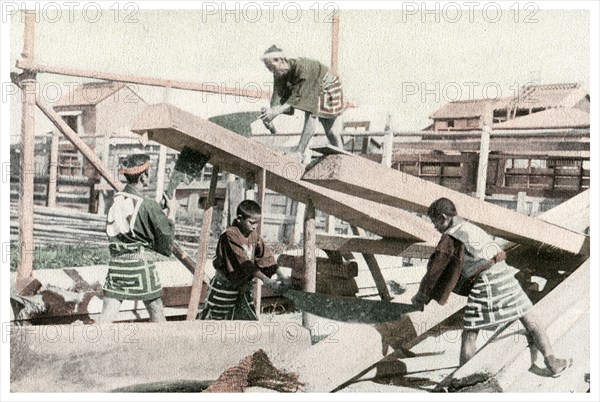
123, 170, 148, 184
237, 200, 262, 218
427, 197, 457, 218
122, 154, 150, 184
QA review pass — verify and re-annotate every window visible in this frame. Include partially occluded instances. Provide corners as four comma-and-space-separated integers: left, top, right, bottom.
59, 113, 81, 133
447, 120, 455, 128
58, 149, 83, 176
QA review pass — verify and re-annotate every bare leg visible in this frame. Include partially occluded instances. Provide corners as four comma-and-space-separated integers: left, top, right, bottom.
320, 116, 343, 148
97, 296, 122, 323
524, 331, 540, 366
144, 297, 167, 322
520, 313, 571, 376
295, 112, 318, 154
460, 329, 479, 365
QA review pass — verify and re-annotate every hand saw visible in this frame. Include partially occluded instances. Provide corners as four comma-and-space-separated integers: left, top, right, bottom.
281, 289, 421, 324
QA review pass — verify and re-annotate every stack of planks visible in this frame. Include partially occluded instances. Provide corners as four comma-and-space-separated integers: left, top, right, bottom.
9, 204, 205, 254
277, 254, 359, 297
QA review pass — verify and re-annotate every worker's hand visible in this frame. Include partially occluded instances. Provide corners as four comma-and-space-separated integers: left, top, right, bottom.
259, 104, 289, 124
275, 267, 292, 288
163, 192, 179, 221
278, 274, 292, 289
411, 292, 428, 312
263, 278, 287, 294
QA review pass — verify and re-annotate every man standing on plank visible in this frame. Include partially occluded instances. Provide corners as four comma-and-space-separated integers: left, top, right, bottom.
260, 45, 345, 155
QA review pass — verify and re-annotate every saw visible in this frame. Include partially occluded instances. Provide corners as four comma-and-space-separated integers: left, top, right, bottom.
281, 289, 420, 324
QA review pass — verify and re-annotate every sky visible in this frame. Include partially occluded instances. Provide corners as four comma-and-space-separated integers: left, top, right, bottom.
1, 2, 599, 402
5, 2, 593, 141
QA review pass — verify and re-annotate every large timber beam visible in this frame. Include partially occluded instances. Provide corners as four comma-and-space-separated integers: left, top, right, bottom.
130, 104, 438, 242
302, 154, 588, 256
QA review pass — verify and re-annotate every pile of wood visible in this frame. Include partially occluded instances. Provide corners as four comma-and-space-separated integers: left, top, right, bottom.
277, 254, 359, 297
9, 204, 205, 254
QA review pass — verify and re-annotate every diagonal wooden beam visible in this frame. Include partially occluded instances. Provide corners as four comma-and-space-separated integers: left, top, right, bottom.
11, 74, 199, 274
302, 154, 588, 256
130, 103, 439, 242
17, 59, 270, 100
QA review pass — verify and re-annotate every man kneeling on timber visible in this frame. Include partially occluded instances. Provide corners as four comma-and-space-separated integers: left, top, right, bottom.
412, 197, 572, 378
99, 153, 178, 323
200, 200, 290, 320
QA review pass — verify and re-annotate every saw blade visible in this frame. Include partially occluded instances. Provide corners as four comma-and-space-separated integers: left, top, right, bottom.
282, 289, 420, 324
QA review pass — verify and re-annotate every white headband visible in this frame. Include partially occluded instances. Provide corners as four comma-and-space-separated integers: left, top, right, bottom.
261, 51, 286, 61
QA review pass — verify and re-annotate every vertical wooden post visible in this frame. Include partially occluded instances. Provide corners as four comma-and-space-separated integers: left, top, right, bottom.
302, 200, 317, 331
186, 166, 220, 320
47, 132, 59, 208
292, 201, 305, 247
517, 191, 528, 215
96, 135, 111, 214
253, 168, 267, 316
350, 226, 392, 301
325, 214, 336, 235
155, 145, 168, 203
221, 173, 233, 229
16, 10, 37, 292
156, 86, 170, 203
476, 106, 492, 200
330, 14, 340, 75
21, 11, 35, 60
227, 176, 244, 224
381, 114, 393, 168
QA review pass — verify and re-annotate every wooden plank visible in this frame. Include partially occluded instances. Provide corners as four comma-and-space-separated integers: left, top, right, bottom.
316, 277, 358, 296
130, 103, 437, 242
310, 144, 353, 156
315, 234, 417, 256
186, 166, 220, 320
10, 321, 311, 392
278, 255, 358, 277
318, 261, 359, 278
303, 154, 588, 256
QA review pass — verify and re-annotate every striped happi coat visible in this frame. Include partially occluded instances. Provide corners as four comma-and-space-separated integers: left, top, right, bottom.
103, 185, 174, 301
419, 217, 533, 329
200, 224, 278, 321
271, 58, 344, 119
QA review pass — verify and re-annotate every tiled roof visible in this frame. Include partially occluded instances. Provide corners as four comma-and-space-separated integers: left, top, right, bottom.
429, 97, 512, 119
493, 108, 589, 129
511, 83, 588, 109
430, 83, 588, 119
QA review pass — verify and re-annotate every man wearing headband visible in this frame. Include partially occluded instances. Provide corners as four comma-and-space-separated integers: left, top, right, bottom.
99, 153, 178, 323
260, 45, 345, 156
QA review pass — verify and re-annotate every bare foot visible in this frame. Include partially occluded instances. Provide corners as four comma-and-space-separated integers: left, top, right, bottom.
545, 356, 573, 378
